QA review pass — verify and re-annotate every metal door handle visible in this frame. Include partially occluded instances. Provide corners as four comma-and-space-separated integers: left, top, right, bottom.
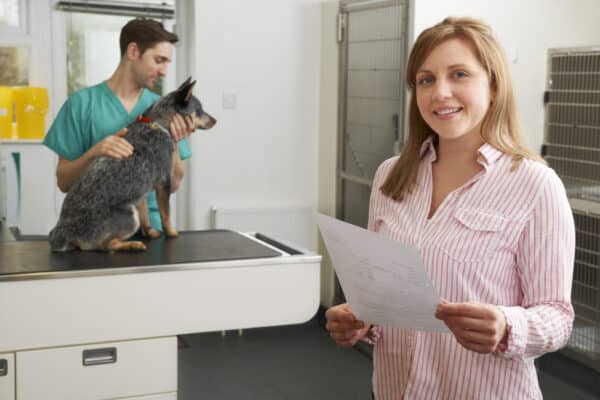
82, 347, 117, 366
0, 359, 7, 376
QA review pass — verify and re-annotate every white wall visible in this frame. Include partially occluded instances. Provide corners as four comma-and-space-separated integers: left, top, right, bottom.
183, 0, 322, 236
318, 0, 340, 306
412, 0, 600, 154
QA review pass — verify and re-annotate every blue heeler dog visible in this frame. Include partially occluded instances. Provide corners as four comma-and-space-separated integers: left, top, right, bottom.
49, 78, 216, 251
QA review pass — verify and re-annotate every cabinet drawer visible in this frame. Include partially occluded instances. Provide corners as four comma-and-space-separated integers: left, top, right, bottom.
0, 353, 15, 400
16, 336, 176, 400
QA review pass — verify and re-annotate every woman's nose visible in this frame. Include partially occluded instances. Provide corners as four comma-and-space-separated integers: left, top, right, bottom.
431, 79, 452, 100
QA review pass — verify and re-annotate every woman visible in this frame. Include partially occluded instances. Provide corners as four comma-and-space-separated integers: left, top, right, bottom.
325, 17, 575, 399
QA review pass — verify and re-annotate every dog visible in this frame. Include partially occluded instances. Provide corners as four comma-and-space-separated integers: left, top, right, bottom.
49, 77, 216, 251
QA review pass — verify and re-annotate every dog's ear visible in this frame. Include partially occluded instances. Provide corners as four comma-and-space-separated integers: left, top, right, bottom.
175, 78, 196, 105
177, 77, 192, 90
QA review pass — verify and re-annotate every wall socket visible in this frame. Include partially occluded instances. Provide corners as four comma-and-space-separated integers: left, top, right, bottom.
222, 92, 237, 110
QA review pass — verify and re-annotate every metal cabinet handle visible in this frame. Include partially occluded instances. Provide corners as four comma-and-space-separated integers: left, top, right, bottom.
0, 359, 7, 376
82, 347, 117, 366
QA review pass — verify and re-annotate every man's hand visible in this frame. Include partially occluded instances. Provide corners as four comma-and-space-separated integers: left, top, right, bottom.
169, 113, 195, 142
88, 128, 132, 159
325, 303, 370, 347
435, 301, 508, 354
56, 128, 132, 192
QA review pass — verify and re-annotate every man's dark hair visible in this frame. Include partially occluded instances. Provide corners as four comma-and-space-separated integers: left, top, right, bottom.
119, 18, 178, 57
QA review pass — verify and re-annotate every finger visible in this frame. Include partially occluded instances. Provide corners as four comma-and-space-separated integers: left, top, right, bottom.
330, 329, 364, 346
114, 127, 128, 137
442, 315, 497, 334
184, 115, 195, 133
326, 318, 365, 332
330, 330, 358, 341
456, 337, 496, 354
108, 141, 133, 158
117, 138, 134, 153
436, 302, 495, 319
168, 120, 178, 141
326, 306, 358, 323
104, 142, 131, 158
454, 326, 497, 345
106, 149, 126, 159
170, 114, 185, 141
110, 147, 130, 159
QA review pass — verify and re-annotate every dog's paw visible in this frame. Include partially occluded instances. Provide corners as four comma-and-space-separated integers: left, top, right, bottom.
125, 241, 147, 251
141, 227, 161, 239
164, 228, 179, 238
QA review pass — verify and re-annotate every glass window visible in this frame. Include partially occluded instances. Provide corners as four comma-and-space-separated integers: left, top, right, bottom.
64, 0, 175, 95
0, 46, 28, 85
0, 0, 20, 29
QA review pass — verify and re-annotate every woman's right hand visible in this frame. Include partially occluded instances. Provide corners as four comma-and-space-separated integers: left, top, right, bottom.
325, 303, 370, 347
89, 128, 133, 159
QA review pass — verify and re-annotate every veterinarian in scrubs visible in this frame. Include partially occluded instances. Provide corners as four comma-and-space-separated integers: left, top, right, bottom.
44, 18, 193, 232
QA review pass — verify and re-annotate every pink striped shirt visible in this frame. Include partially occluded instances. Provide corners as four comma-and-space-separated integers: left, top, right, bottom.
367, 139, 575, 399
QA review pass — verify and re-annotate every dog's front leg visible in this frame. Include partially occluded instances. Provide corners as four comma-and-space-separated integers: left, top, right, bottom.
156, 185, 178, 238
137, 199, 161, 238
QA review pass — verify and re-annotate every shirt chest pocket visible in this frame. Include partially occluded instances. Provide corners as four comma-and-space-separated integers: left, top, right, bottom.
435, 208, 509, 262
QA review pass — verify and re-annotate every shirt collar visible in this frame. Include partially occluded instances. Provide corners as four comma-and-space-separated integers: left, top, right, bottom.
419, 136, 436, 161
476, 142, 503, 167
419, 136, 503, 167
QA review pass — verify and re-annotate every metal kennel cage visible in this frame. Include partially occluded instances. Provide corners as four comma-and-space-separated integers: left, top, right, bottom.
544, 47, 600, 372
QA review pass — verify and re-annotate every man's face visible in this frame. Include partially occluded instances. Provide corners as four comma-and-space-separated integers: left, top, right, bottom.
131, 41, 173, 89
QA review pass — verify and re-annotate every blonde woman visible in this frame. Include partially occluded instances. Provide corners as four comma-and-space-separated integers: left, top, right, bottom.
326, 17, 575, 399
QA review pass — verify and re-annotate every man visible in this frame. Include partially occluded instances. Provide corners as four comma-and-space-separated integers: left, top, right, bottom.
45, 18, 193, 232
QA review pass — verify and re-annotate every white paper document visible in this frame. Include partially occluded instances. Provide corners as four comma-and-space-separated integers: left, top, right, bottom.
317, 213, 449, 332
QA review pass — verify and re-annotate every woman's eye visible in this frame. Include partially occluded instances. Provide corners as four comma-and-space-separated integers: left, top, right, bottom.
453, 70, 468, 79
417, 76, 434, 85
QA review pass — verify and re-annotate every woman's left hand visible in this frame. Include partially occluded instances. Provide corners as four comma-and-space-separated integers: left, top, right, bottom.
435, 301, 507, 354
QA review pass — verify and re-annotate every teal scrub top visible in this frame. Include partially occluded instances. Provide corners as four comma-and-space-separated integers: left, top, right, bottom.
44, 81, 192, 231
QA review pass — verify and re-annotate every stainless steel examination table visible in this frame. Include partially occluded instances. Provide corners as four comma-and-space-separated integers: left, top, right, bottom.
0, 230, 321, 400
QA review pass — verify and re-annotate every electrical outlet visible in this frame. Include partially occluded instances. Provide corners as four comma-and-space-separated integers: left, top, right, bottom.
222, 92, 237, 110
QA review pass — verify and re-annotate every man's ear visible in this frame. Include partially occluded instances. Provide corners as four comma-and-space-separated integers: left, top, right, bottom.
175, 78, 196, 105
125, 42, 140, 60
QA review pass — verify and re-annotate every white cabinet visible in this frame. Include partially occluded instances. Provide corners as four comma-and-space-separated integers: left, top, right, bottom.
16, 337, 177, 400
0, 353, 15, 400
0, 140, 62, 235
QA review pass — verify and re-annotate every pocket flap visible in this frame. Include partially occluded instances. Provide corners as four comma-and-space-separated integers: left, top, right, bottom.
455, 208, 507, 232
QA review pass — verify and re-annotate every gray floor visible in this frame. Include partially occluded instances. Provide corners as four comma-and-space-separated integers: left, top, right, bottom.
178, 317, 372, 399
178, 315, 600, 399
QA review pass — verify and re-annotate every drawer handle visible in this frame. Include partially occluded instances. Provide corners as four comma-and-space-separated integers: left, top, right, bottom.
82, 347, 117, 366
0, 359, 7, 376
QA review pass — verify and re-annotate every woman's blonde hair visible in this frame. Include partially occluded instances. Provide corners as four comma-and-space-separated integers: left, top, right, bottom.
381, 17, 542, 201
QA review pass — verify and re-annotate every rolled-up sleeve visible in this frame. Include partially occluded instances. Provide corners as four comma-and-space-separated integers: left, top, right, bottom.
497, 171, 575, 360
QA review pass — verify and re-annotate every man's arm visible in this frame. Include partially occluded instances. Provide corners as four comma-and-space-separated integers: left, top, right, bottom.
55, 128, 132, 192
56, 155, 95, 192
168, 113, 194, 193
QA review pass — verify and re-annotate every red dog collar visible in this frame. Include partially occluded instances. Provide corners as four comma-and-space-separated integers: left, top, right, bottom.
135, 115, 171, 136
136, 115, 153, 124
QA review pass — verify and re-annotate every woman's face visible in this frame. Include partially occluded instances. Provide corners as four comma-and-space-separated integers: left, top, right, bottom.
415, 38, 493, 143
